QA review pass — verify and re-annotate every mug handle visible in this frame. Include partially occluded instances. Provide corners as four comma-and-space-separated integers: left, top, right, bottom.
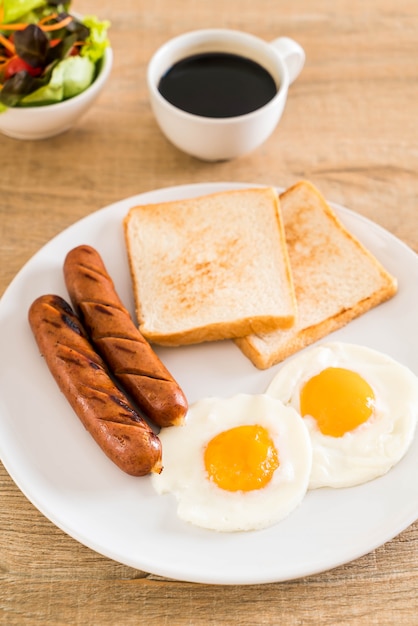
270, 37, 305, 85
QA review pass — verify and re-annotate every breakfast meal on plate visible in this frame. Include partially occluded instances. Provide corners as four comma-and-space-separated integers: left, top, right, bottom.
27, 180, 416, 530
28, 294, 163, 476
235, 181, 398, 369
266, 342, 418, 489
151, 393, 312, 532
64, 244, 188, 428
123, 186, 297, 346
0, 0, 110, 110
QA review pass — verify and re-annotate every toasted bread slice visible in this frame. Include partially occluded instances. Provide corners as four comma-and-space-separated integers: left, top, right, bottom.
235, 181, 398, 369
123, 187, 297, 346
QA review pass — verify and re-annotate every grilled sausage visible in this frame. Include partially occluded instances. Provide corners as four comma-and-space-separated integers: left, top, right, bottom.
63, 245, 188, 428
28, 294, 163, 476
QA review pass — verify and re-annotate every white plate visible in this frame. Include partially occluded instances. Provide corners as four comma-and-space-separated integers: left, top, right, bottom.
1, 182, 417, 585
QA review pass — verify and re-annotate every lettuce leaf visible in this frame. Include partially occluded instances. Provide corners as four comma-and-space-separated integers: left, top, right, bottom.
1, 1, 71, 25
61, 55, 95, 98
80, 15, 110, 63
1, 0, 47, 23
18, 55, 95, 105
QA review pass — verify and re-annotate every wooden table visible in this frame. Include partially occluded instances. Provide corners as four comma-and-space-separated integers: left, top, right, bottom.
1, 0, 418, 623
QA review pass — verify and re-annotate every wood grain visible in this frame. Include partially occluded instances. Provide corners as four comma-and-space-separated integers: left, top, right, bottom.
1, 0, 418, 623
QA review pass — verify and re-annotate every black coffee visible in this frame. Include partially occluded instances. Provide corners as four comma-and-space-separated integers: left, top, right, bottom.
158, 52, 278, 118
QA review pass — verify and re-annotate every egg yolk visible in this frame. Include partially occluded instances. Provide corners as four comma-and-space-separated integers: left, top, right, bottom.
204, 424, 279, 492
300, 367, 375, 437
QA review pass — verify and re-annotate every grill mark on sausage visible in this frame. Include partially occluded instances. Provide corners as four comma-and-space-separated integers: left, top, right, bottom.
112, 368, 173, 382
43, 318, 62, 330
76, 262, 126, 307
109, 394, 144, 423
42, 295, 85, 336
58, 352, 102, 371
50, 295, 73, 315
62, 313, 84, 335
55, 339, 103, 366
92, 303, 113, 315
77, 260, 109, 280
76, 383, 145, 425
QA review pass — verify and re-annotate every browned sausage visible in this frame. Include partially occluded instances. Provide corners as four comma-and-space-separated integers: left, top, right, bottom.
63, 245, 188, 428
28, 294, 163, 476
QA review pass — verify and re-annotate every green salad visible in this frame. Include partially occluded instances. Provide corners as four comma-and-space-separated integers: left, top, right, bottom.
0, 0, 110, 110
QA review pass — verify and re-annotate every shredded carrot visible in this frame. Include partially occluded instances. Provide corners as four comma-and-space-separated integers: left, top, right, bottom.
37, 13, 59, 26
40, 15, 73, 32
0, 14, 73, 32
0, 33, 15, 54
0, 23, 28, 30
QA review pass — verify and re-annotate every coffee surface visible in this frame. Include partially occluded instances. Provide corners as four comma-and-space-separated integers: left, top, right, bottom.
158, 52, 278, 118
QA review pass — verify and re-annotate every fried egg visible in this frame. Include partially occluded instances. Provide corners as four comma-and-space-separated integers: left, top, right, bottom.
151, 393, 312, 532
266, 342, 418, 489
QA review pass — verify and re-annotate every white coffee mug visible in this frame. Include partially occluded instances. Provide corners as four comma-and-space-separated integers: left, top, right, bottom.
147, 29, 305, 161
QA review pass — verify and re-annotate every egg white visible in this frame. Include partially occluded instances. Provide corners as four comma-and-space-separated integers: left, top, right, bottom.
151, 393, 312, 532
266, 342, 418, 489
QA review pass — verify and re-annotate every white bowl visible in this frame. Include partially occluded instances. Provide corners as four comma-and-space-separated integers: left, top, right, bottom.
0, 47, 113, 140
